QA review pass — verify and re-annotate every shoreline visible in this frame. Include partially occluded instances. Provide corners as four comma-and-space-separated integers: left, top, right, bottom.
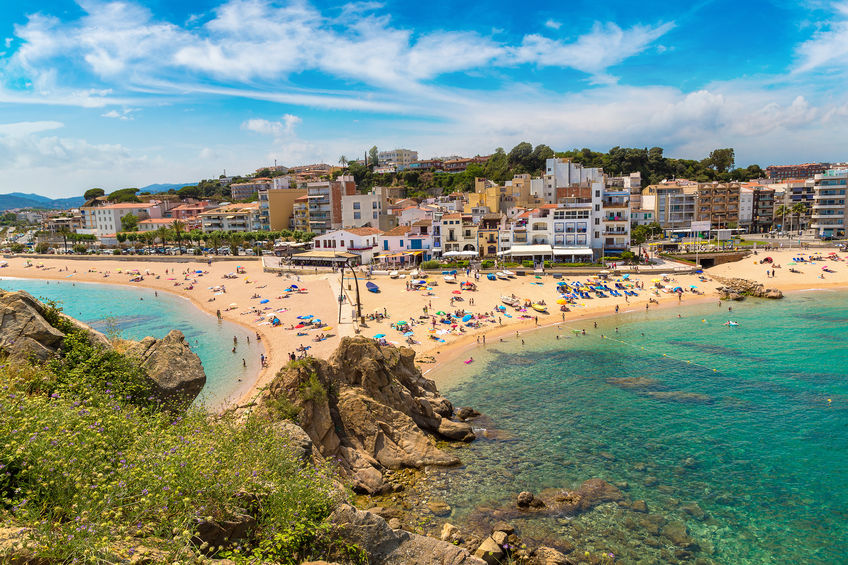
4, 247, 848, 407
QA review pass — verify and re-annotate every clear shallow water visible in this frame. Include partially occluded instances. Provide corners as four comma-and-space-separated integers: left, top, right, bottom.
0, 278, 263, 408
431, 292, 848, 564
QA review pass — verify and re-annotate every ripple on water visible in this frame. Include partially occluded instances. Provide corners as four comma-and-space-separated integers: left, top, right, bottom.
427, 293, 848, 564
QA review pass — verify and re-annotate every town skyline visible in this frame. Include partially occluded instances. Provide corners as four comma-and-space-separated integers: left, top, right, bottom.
2, 0, 848, 197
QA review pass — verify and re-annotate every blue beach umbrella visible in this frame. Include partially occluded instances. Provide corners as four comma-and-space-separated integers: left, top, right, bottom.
462, 314, 473, 322
374, 333, 386, 338
403, 331, 414, 336
260, 299, 270, 304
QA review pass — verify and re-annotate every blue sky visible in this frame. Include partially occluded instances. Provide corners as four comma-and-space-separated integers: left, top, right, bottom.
1, 0, 847, 197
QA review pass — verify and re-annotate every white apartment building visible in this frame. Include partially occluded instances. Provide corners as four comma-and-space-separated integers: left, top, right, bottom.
739, 187, 754, 228
811, 169, 848, 238
543, 158, 604, 204
378, 148, 418, 168
92, 202, 163, 235
199, 203, 262, 233
230, 179, 271, 201
306, 175, 357, 234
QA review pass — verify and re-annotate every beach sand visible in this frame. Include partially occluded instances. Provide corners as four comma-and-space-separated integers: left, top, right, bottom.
2, 247, 846, 407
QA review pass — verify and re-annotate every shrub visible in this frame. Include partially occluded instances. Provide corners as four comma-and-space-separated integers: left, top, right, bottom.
112, 249, 122, 255
72, 244, 87, 254
267, 395, 301, 421
10, 243, 24, 253
481, 259, 494, 269
521, 260, 534, 268
35, 242, 50, 254
420, 260, 440, 270
299, 373, 327, 404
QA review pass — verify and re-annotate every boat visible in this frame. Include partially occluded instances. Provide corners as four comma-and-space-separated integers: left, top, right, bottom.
389, 271, 399, 279
487, 273, 497, 281
501, 295, 519, 307
366, 282, 380, 293
502, 270, 516, 277
531, 303, 548, 313
496, 271, 510, 280
443, 275, 456, 283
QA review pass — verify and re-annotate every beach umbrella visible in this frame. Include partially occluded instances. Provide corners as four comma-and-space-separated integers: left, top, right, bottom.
374, 333, 386, 338
295, 323, 304, 328
229, 303, 237, 308
396, 320, 408, 326
195, 270, 203, 273
435, 311, 446, 315
622, 274, 630, 279
452, 290, 462, 294
297, 314, 313, 319
651, 278, 661, 283
289, 284, 299, 289
260, 299, 270, 304
403, 331, 414, 336
557, 298, 569, 304
690, 285, 697, 289
462, 314, 473, 322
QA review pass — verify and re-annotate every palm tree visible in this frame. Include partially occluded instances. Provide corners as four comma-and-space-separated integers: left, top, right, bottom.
171, 220, 186, 254
338, 155, 348, 168
790, 202, 807, 235
155, 226, 169, 250
775, 204, 788, 233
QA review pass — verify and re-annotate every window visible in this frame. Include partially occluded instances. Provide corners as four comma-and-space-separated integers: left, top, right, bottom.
350, 240, 354, 248
372, 202, 378, 209
399, 240, 404, 247
353, 212, 361, 220
340, 240, 345, 247
373, 212, 378, 219
353, 202, 360, 210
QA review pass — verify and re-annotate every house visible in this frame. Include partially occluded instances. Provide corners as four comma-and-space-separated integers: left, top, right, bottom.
311, 227, 382, 264
199, 202, 262, 233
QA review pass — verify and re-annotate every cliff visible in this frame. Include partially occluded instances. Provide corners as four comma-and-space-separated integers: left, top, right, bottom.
256, 336, 476, 494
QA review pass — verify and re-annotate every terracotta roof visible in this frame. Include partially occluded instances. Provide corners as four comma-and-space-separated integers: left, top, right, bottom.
100, 203, 157, 209
382, 225, 412, 236
200, 202, 260, 215
441, 213, 462, 219
412, 219, 432, 226
139, 218, 173, 224
345, 227, 383, 236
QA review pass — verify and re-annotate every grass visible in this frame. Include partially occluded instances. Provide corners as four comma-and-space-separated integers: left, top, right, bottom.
0, 303, 350, 564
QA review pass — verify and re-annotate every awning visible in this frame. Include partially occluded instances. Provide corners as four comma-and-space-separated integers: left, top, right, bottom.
553, 248, 594, 256
292, 250, 358, 262
502, 244, 553, 256
405, 250, 425, 255
443, 250, 478, 257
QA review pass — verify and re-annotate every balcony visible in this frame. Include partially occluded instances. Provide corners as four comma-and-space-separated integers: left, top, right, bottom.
604, 216, 628, 222
602, 201, 629, 208
811, 211, 844, 219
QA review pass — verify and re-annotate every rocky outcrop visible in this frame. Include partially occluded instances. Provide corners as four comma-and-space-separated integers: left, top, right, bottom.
125, 330, 206, 405
712, 276, 783, 300
0, 290, 206, 406
257, 337, 476, 494
0, 289, 108, 361
329, 504, 486, 565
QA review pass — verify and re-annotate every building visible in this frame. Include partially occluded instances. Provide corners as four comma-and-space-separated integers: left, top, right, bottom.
230, 178, 271, 201
41, 213, 83, 234
169, 201, 215, 221
199, 202, 262, 233
642, 184, 697, 230
261, 188, 308, 231
694, 183, 741, 229
311, 227, 382, 264
739, 187, 754, 229
377, 149, 418, 168
811, 169, 848, 238
766, 163, 829, 181
305, 175, 357, 234
138, 218, 176, 232
292, 195, 310, 232
751, 187, 775, 233
341, 192, 385, 228
91, 202, 163, 235
544, 158, 604, 204
438, 213, 478, 255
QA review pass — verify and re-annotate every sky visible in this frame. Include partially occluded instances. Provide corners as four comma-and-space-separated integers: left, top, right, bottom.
1, 0, 848, 197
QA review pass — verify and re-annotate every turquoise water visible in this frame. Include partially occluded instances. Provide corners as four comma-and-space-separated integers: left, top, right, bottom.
430, 291, 848, 564
0, 278, 263, 408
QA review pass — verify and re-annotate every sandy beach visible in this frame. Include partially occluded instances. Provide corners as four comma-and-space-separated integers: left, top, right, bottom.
2, 247, 847, 407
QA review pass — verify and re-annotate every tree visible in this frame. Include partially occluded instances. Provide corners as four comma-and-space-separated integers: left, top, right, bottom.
507, 142, 533, 170
177, 185, 201, 200
775, 205, 788, 231
84, 188, 105, 200
706, 148, 735, 173
121, 214, 139, 232
368, 146, 379, 167
790, 202, 807, 234
155, 226, 169, 249
483, 148, 510, 182
171, 220, 186, 253
631, 222, 663, 245
338, 155, 348, 167
35, 242, 49, 254
108, 188, 140, 203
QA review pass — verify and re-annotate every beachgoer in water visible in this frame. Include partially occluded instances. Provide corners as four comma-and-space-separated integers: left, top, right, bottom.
242, 358, 246, 367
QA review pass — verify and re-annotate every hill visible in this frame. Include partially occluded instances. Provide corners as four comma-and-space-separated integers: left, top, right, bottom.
0, 192, 85, 210
138, 182, 197, 193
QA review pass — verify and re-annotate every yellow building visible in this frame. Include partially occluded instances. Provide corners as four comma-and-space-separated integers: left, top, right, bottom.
265, 188, 307, 231
464, 175, 544, 214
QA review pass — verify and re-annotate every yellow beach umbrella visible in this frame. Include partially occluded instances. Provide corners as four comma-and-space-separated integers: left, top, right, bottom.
556, 299, 569, 305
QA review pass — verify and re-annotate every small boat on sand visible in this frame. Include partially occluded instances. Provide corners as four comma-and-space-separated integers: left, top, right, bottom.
531, 303, 548, 313
366, 282, 380, 293
501, 295, 519, 307
444, 274, 456, 283
389, 271, 399, 279
487, 273, 497, 281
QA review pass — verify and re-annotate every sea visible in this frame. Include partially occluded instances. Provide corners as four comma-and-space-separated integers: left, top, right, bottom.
426, 290, 848, 564
0, 277, 263, 408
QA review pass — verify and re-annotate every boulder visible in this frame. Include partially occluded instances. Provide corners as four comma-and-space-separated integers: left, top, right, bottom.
492, 521, 515, 536
456, 406, 480, 420
530, 546, 570, 564
474, 536, 505, 565
441, 523, 460, 542
427, 499, 452, 517
631, 500, 649, 513
438, 418, 476, 442
274, 421, 313, 463
329, 504, 485, 565
554, 478, 623, 514
517, 491, 545, 509
192, 514, 256, 551
0, 290, 73, 361
125, 330, 206, 404
661, 520, 699, 551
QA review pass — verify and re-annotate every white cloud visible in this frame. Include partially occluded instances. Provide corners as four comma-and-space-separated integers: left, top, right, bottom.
101, 108, 137, 120
544, 19, 561, 30
0, 120, 64, 137
242, 114, 302, 137
794, 2, 848, 73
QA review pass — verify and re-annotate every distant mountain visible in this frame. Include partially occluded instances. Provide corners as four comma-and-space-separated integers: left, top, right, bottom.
139, 182, 197, 193
0, 193, 85, 211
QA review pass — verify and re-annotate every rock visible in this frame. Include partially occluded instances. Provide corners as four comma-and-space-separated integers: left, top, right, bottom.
555, 478, 623, 513
631, 500, 649, 513
681, 457, 698, 468
492, 521, 515, 535
192, 514, 256, 551
438, 418, 476, 442
713, 276, 784, 300
491, 530, 508, 546
764, 288, 783, 299
257, 337, 471, 492
640, 514, 666, 535
681, 501, 706, 520
644, 390, 713, 404
427, 499, 452, 517
474, 536, 505, 565
125, 329, 206, 405
457, 406, 480, 420
644, 476, 659, 487
633, 462, 647, 472
329, 505, 485, 565
661, 520, 699, 551
441, 523, 459, 541
517, 491, 545, 509
387, 518, 401, 530
531, 546, 570, 564
599, 451, 616, 461
274, 421, 313, 463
